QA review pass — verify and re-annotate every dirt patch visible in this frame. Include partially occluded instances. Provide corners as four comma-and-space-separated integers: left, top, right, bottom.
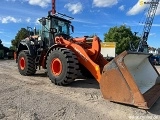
0, 60, 160, 120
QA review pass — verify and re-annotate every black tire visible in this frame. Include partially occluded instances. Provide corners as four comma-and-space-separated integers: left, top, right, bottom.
46, 48, 79, 85
18, 50, 36, 76
79, 64, 94, 79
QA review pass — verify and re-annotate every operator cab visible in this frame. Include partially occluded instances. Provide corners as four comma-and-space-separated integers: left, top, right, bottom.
39, 13, 74, 47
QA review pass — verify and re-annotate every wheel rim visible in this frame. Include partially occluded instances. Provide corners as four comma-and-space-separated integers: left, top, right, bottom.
20, 57, 25, 70
51, 58, 62, 76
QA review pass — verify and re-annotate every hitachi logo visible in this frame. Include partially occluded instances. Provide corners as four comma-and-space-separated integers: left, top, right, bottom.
74, 47, 88, 62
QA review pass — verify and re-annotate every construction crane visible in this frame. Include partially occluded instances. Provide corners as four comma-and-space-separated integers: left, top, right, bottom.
137, 0, 160, 53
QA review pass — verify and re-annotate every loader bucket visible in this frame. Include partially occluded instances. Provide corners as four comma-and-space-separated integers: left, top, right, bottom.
100, 51, 160, 109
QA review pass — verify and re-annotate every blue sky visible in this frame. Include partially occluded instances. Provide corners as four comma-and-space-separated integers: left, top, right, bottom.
0, 0, 160, 48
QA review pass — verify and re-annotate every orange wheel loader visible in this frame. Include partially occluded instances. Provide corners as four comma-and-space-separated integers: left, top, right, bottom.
15, 0, 160, 109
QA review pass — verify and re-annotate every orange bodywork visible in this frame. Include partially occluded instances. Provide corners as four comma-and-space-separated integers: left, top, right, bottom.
54, 36, 108, 82
14, 0, 160, 110
15, 35, 160, 109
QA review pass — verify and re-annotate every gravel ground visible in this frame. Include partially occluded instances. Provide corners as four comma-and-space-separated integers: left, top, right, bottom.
0, 60, 160, 120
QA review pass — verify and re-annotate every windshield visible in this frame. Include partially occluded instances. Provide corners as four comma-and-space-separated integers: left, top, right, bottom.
52, 18, 70, 35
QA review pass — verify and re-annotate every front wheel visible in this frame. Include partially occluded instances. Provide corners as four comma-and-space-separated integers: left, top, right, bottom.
46, 48, 79, 85
18, 51, 36, 76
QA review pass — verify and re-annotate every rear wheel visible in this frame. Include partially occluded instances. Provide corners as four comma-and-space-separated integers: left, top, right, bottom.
18, 51, 36, 76
46, 48, 79, 85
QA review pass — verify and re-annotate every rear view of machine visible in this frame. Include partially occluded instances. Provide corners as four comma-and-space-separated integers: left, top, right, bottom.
15, 0, 160, 109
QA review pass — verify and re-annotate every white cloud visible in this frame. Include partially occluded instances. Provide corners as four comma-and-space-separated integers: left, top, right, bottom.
73, 19, 96, 24
0, 16, 21, 24
126, 0, 160, 16
25, 0, 50, 8
152, 23, 160, 27
6, 0, 51, 7
93, 0, 118, 7
64, 2, 83, 14
83, 25, 99, 28
149, 33, 156, 36
102, 25, 109, 27
26, 17, 31, 23
35, 18, 40, 25
5, 0, 16, 2
127, 2, 147, 15
119, 5, 125, 11
156, 4, 160, 15
90, 10, 100, 13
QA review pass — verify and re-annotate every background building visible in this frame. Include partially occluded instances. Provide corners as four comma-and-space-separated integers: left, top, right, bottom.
100, 42, 116, 58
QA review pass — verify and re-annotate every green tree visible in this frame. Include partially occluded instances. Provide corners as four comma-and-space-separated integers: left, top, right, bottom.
0, 39, 9, 54
0, 39, 3, 49
9, 46, 16, 51
104, 25, 139, 54
11, 28, 29, 48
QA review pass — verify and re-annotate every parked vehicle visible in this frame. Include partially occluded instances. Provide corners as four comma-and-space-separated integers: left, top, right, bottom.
154, 55, 160, 65
150, 55, 160, 65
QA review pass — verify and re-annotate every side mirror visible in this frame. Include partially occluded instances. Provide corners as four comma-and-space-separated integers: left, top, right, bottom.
71, 25, 74, 33
50, 28, 57, 33
42, 17, 46, 26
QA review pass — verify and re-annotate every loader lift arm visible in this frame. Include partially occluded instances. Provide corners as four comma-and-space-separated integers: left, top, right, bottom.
52, 36, 108, 82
